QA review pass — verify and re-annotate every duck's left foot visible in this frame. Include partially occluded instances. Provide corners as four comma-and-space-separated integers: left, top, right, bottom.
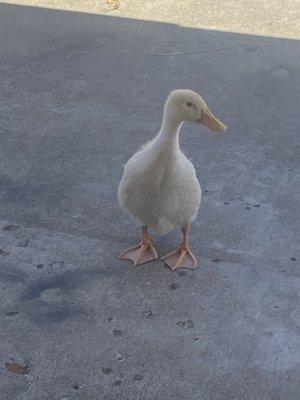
119, 242, 159, 266
119, 226, 159, 267
161, 245, 197, 270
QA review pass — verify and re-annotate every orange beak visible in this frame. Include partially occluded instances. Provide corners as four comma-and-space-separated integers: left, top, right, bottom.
198, 108, 227, 132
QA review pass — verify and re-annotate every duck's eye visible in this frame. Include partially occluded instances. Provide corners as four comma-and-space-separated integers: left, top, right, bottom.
186, 102, 193, 107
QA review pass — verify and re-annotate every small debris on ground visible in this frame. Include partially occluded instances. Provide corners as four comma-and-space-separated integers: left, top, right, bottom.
115, 352, 124, 361
5, 362, 29, 375
0, 249, 9, 256
113, 380, 122, 386
142, 310, 153, 319
3, 225, 19, 231
17, 239, 29, 247
102, 367, 112, 375
133, 374, 143, 381
49, 260, 64, 269
35, 263, 44, 269
112, 329, 122, 336
177, 320, 194, 329
5, 311, 20, 316
105, 0, 120, 10
170, 283, 178, 290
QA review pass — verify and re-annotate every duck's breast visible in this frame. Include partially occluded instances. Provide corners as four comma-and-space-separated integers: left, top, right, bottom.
118, 146, 165, 227
155, 153, 201, 233
118, 147, 201, 234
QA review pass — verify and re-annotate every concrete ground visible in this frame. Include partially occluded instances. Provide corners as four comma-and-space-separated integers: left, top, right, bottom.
4, 0, 300, 38
0, 2, 299, 400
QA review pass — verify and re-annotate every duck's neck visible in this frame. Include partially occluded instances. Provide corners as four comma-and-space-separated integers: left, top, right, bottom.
155, 113, 183, 153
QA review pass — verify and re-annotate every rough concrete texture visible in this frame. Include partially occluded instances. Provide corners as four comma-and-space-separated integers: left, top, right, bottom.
4, 0, 300, 38
0, 3, 300, 400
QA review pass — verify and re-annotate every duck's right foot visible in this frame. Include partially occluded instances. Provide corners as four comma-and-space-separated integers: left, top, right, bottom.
119, 242, 159, 266
161, 224, 197, 271
161, 245, 197, 270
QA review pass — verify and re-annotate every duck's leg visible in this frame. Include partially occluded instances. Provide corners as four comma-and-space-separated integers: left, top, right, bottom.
119, 227, 159, 266
161, 224, 197, 270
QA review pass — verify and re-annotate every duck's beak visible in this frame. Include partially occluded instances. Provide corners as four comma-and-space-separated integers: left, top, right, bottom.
198, 108, 227, 133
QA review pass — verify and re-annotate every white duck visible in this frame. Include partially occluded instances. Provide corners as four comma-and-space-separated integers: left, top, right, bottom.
118, 89, 227, 270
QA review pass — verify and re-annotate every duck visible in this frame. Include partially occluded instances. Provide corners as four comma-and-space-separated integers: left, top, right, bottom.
118, 89, 227, 270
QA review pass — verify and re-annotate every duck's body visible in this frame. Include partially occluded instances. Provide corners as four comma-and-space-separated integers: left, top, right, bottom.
118, 124, 201, 235
118, 89, 227, 270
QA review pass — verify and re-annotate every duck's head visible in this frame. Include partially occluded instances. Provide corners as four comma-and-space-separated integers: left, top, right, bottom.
164, 89, 227, 132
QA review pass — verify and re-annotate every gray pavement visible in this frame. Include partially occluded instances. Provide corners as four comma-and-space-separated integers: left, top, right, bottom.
0, 3, 299, 400
4, 0, 300, 39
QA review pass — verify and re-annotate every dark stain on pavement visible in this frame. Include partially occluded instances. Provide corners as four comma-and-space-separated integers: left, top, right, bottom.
5, 362, 28, 375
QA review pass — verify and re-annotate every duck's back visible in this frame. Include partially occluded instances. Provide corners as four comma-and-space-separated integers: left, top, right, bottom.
118, 142, 201, 235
